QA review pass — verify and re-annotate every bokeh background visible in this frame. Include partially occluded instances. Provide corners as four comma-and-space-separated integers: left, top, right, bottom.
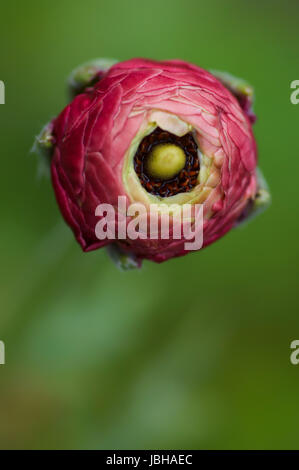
0, 0, 299, 450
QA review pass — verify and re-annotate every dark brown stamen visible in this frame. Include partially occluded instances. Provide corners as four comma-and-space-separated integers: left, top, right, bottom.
134, 127, 200, 197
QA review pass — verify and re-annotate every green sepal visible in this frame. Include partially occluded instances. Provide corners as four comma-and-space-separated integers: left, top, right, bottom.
250, 168, 271, 217
210, 69, 256, 123
237, 168, 271, 226
106, 244, 141, 271
32, 122, 54, 177
210, 69, 254, 100
67, 58, 118, 98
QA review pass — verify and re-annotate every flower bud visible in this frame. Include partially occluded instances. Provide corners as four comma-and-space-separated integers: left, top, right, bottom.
35, 58, 270, 268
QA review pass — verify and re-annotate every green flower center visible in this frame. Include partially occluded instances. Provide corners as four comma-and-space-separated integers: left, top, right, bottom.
146, 143, 186, 180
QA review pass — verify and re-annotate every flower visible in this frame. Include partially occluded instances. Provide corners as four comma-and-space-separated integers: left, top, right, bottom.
36, 58, 270, 268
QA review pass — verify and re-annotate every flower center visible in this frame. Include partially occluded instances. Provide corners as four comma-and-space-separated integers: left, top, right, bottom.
134, 127, 200, 197
146, 144, 186, 180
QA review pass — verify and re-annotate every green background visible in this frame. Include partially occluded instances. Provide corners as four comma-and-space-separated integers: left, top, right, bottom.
0, 0, 299, 450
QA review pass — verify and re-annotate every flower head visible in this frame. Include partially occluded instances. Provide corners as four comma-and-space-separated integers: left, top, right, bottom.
36, 58, 270, 268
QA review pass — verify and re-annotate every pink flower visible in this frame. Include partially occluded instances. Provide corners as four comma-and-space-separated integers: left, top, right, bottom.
36, 58, 270, 267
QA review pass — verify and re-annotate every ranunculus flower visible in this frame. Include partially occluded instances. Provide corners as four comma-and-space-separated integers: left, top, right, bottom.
35, 58, 270, 269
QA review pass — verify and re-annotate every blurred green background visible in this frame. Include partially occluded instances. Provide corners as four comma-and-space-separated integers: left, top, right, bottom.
0, 0, 298, 450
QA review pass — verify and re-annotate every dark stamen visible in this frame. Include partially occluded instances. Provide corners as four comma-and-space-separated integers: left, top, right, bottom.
133, 127, 200, 197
